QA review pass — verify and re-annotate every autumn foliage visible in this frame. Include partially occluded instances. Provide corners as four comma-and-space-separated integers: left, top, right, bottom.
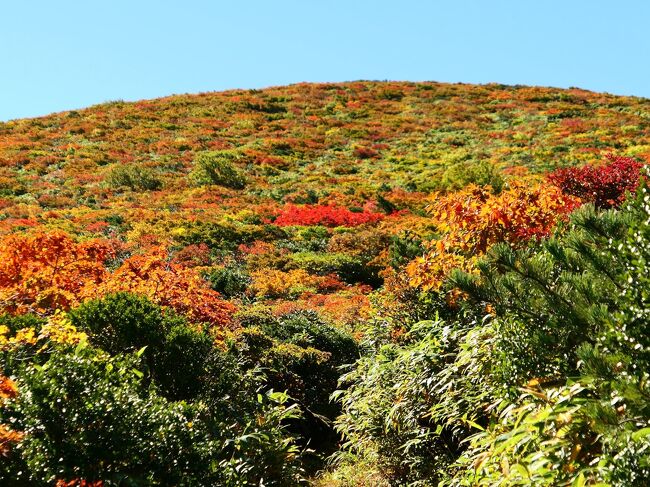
547, 154, 644, 209
89, 248, 236, 329
0, 232, 235, 329
0, 81, 648, 483
407, 183, 582, 290
271, 204, 385, 227
0, 232, 112, 314
0, 376, 22, 458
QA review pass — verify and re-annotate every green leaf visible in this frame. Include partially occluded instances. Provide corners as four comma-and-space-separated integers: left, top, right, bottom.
632, 427, 650, 441
571, 472, 586, 487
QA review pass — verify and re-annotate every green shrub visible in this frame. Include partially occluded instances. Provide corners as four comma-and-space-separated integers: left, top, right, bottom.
107, 164, 163, 191
440, 160, 504, 192
232, 309, 358, 465
452, 203, 631, 385
4, 346, 305, 486
442, 184, 650, 485
0, 313, 46, 334
286, 251, 382, 287
189, 150, 247, 189
68, 292, 212, 400
271, 310, 358, 366
207, 265, 250, 297
334, 318, 495, 485
388, 232, 425, 269
234, 310, 358, 417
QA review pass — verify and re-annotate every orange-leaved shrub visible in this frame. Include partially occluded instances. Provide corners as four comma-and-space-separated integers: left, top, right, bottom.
407, 183, 581, 290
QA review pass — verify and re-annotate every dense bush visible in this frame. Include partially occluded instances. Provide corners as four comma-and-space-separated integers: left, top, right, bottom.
286, 251, 382, 287
334, 317, 495, 485
3, 346, 305, 486
68, 292, 213, 400
271, 204, 384, 227
440, 160, 504, 192
446, 183, 650, 485
207, 264, 251, 297
235, 308, 358, 417
189, 150, 247, 189
547, 154, 643, 209
452, 203, 631, 384
333, 174, 650, 485
107, 164, 162, 191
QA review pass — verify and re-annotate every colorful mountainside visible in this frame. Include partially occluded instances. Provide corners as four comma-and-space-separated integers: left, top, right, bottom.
0, 82, 649, 486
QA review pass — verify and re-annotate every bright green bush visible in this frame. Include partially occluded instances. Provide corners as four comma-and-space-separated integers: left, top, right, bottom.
440, 160, 504, 192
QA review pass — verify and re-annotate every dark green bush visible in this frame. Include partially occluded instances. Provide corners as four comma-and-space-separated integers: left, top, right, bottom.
286, 251, 382, 287
0, 313, 46, 334
68, 292, 212, 400
233, 308, 358, 464
207, 264, 250, 297
270, 310, 358, 366
234, 310, 358, 416
388, 232, 425, 269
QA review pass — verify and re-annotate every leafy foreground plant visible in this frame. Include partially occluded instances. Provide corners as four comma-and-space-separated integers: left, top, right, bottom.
0, 295, 308, 486
333, 181, 650, 486
1, 344, 305, 486
445, 183, 650, 486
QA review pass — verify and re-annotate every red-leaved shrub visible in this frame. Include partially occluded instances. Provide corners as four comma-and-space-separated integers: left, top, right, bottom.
547, 155, 644, 209
271, 205, 384, 227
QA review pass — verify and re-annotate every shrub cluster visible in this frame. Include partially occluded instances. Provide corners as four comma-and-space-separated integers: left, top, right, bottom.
332, 168, 650, 485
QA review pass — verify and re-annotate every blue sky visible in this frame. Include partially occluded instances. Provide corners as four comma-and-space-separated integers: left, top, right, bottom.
1, 0, 648, 121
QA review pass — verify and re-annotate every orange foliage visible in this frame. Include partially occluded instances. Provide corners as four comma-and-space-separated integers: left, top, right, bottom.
0, 376, 18, 401
86, 247, 236, 330
407, 183, 581, 290
0, 232, 235, 330
271, 291, 371, 328
0, 424, 24, 458
0, 232, 112, 314
0, 376, 22, 458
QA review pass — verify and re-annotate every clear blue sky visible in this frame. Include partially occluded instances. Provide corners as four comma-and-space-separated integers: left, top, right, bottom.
2, 0, 648, 121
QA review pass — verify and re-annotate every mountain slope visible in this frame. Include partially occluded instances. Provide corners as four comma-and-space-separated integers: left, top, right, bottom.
0, 81, 648, 234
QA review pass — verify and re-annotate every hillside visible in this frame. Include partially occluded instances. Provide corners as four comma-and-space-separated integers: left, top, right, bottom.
1, 81, 649, 229
0, 82, 649, 486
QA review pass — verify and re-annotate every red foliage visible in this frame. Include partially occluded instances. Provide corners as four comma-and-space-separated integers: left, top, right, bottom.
55, 480, 103, 487
271, 204, 384, 227
352, 146, 379, 159
171, 243, 212, 268
547, 155, 644, 209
